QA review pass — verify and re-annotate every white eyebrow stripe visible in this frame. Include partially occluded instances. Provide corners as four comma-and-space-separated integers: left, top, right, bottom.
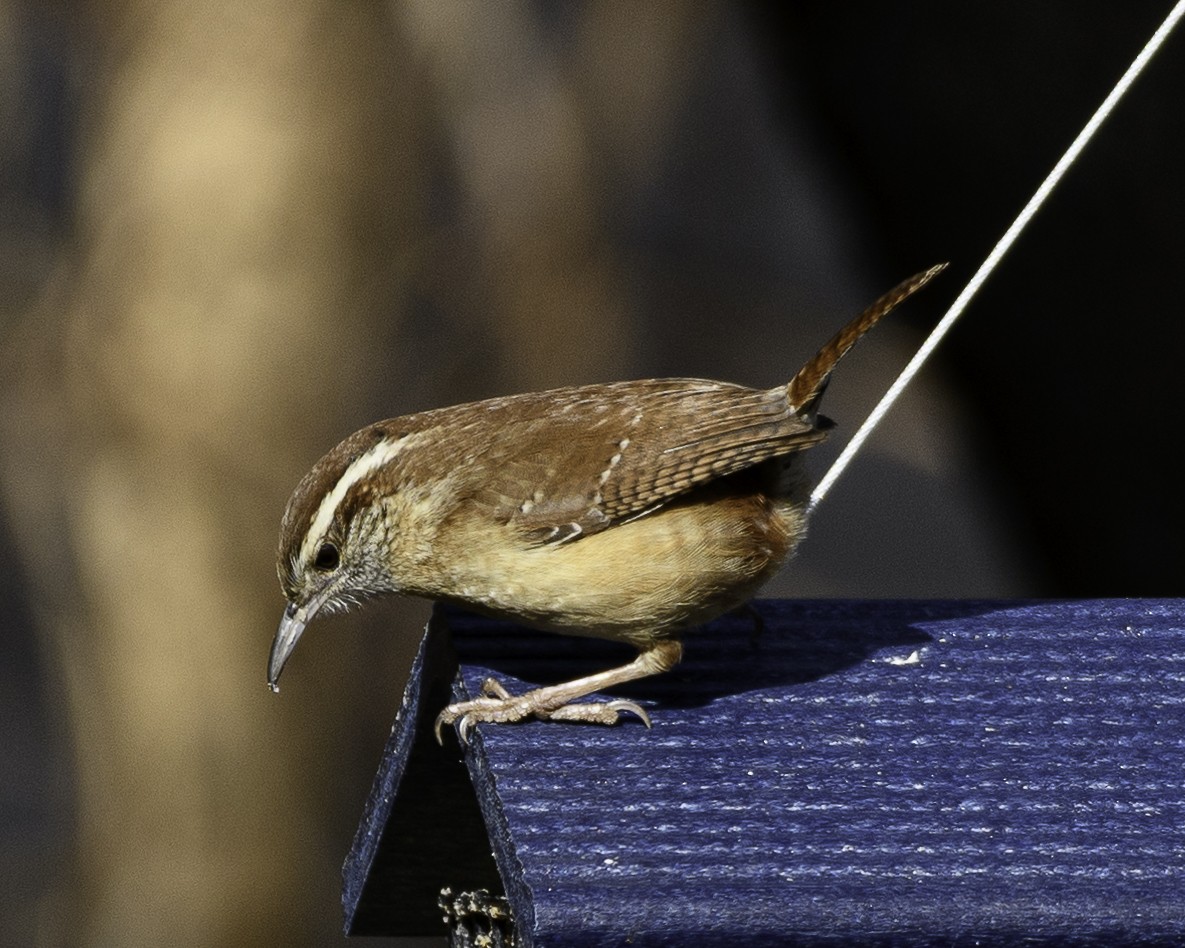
299, 434, 411, 565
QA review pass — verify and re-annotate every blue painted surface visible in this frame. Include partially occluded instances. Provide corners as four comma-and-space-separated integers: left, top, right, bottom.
346, 600, 1185, 945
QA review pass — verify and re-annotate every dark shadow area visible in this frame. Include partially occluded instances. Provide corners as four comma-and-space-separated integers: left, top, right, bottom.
744, 0, 1185, 597
0, 514, 72, 947
445, 599, 1002, 711
343, 615, 503, 937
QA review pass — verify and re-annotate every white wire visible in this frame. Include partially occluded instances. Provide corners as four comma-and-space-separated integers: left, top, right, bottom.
809, 0, 1185, 513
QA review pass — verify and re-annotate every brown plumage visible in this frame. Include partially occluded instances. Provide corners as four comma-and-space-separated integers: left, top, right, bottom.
270, 264, 946, 740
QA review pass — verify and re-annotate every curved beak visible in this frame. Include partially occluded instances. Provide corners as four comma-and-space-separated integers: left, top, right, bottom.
268, 599, 319, 692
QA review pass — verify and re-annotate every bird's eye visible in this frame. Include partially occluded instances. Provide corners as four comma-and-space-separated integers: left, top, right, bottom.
313, 542, 340, 572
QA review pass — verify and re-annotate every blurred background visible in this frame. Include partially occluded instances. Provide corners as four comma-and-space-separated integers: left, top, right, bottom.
1, 1, 1181, 944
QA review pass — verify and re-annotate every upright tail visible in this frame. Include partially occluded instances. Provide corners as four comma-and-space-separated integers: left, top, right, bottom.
786, 263, 947, 417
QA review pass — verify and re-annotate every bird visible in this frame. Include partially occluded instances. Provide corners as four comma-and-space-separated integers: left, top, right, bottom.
269, 264, 946, 741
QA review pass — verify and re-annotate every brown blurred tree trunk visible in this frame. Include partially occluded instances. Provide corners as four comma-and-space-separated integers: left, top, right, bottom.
2, 2, 436, 942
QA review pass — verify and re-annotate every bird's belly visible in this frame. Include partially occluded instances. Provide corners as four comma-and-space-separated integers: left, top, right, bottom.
444, 489, 806, 648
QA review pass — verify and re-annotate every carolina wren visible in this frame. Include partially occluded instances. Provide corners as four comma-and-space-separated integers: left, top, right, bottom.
269, 265, 945, 740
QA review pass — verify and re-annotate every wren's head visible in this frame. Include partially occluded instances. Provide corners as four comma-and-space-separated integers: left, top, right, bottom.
269, 424, 414, 690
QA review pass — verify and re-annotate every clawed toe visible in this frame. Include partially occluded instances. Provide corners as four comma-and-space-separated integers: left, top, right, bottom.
433, 681, 651, 745
479, 677, 512, 700
542, 698, 651, 728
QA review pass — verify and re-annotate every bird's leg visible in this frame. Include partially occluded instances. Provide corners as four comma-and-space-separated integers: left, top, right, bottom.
435, 639, 682, 744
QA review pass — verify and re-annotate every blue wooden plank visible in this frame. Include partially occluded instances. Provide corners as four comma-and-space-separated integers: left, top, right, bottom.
345, 600, 1185, 945
342, 611, 501, 936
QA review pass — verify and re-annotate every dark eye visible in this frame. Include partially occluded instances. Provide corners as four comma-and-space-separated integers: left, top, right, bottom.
313, 542, 340, 572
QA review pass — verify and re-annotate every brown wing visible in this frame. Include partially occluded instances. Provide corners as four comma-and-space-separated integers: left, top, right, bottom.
439, 379, 824, 545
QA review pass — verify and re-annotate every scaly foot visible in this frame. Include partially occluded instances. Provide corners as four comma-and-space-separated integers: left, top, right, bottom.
434, 677, 650, 744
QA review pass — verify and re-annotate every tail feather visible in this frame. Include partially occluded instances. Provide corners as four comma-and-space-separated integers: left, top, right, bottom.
786, 263, 947, 416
